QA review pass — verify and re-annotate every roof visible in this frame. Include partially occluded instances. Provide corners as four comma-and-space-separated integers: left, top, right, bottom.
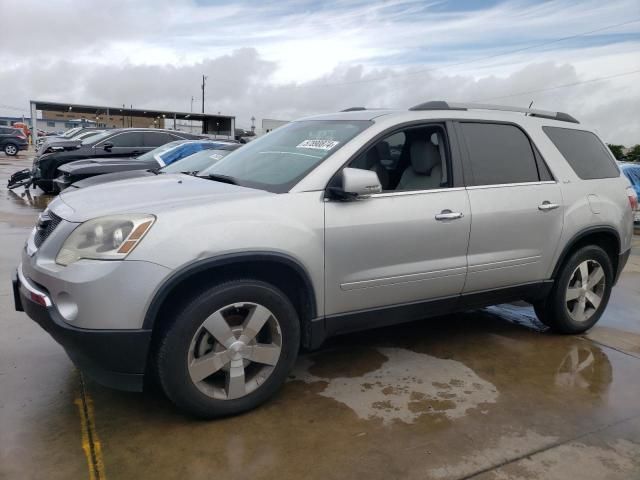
297, 101, 580, 126
30, 100, 234, 121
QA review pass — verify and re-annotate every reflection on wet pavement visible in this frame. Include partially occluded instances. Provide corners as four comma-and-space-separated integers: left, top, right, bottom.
1, 151, 640, 480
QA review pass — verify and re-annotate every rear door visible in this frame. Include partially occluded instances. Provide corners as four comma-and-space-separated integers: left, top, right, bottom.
457, 121, 564, 292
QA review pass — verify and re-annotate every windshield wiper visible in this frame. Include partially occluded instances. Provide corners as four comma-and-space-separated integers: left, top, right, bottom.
207, 173, 237, 185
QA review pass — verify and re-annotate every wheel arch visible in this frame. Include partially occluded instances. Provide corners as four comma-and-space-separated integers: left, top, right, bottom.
551, 226, 621, 280
144, 252, 318, 348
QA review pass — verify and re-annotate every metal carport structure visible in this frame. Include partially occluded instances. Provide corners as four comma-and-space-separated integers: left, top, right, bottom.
29, 100, 235, 145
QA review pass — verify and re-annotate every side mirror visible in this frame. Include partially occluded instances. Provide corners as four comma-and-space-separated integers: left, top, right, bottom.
328, 167, 382, 200
102, 142, 114, 151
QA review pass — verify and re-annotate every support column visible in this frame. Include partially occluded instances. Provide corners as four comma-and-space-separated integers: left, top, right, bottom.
30, 101, 38, 145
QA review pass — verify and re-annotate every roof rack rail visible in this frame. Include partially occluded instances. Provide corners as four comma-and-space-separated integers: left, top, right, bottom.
341, 107, 367, 112
409, 101, 579, 124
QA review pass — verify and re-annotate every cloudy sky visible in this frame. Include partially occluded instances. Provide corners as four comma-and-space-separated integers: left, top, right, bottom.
0, 0, 639, 144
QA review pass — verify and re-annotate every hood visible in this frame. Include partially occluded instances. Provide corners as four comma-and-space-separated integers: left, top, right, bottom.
58, 157, 151, 175
70, 169, 155, 189
56, 173, 270, 222
37, 139, 82, 156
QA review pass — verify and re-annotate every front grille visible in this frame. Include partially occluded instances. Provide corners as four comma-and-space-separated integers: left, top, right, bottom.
34, 212, 62, 248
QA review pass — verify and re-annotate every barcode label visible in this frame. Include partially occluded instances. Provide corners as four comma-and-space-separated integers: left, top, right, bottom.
296, 139, 340, 150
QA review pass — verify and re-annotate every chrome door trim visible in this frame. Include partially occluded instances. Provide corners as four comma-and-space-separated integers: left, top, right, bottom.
466, 180, 557, 190
371, 186, 466, 198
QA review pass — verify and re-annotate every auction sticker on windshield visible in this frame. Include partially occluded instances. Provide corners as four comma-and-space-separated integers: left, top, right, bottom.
297, 139, 339, 150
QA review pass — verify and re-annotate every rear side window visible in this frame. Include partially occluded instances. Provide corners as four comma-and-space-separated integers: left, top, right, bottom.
543, 127, 619, 179
144, 132, 175, 147
461, 123, 540, 186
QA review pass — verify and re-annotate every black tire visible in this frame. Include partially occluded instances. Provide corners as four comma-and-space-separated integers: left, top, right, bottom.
4, 143, 19, 156
156, 279, 300, 418
34, 179, 57, 194
535, 245, 613, 334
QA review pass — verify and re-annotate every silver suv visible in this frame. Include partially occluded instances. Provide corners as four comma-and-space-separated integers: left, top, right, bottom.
13, 102, 637, 418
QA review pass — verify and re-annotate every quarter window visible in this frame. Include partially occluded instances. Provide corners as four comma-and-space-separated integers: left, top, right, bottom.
461, 123, 540, 186
144, 132, 175, 147
543, 127, 619, 180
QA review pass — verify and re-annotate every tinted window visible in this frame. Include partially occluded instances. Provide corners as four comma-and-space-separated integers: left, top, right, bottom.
144, 132, 175, 147
543, 127, 619, 180
108, 132, 144, 147
461, 123, 539, 186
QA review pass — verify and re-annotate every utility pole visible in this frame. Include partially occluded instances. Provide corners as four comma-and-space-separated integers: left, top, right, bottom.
190, 96, 194, 133
201, 75, 207, 113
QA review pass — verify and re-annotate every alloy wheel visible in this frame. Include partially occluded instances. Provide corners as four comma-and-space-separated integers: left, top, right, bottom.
5, 144, 17, 155
565, 259, 606, 322
187, 302, 282, 400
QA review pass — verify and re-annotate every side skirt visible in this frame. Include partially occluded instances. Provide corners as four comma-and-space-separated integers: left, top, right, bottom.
308, 280, 553, 349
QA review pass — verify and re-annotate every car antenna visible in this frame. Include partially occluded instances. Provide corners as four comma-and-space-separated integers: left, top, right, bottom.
525, 100, 534, 116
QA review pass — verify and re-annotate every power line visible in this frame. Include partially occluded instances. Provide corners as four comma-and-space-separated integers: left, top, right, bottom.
296, 18, 640, 88
473, 69, 640, 102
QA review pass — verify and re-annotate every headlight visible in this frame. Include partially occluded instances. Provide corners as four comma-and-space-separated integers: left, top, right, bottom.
56, 214, 155, 266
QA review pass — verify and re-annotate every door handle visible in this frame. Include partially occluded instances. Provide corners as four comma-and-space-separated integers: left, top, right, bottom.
435, 210, 464, 221
538, 201, 559, 211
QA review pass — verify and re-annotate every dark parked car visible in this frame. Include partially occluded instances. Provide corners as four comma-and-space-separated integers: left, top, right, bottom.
29, 128, 203, 193
55, 140, 238, 190
0, 126, 29, 156
36, 127, 106, 153
67, 143, 242, 190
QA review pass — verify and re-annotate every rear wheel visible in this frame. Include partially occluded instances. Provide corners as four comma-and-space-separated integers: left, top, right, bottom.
156, 279, 300, 418
535, 245, 613, 334
4, 143, 18, 156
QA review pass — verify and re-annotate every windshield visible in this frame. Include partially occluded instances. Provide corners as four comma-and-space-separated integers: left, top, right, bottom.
622, 166, 640, 186
166, 147, 237, 173
62, 127, 82, 138
199, 120, 371, 192
82, 130, 113, 145
74, 130, 103, 140
136, 140, 186, 162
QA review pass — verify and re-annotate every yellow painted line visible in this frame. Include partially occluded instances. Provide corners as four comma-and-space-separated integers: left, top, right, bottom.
75, 374, 107, 480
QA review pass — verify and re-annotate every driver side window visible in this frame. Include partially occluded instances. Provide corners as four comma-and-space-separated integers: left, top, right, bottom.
346, 125, 450, 192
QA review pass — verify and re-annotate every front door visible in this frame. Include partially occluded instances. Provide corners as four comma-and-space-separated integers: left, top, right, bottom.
324, 123, 471, 317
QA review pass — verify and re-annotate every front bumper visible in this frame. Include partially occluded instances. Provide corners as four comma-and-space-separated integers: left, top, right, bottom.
13, 268, 152, 392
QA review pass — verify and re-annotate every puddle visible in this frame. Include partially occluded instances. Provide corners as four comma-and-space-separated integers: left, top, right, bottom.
293, 347, 498, 425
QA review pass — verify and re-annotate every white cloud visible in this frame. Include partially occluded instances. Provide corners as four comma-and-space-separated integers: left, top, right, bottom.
0, 0, 638, 144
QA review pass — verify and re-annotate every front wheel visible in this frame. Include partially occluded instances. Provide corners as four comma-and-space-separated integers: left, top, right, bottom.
156, 279, 300, 418
4, 143, 18, 156
535, 245, 613, 334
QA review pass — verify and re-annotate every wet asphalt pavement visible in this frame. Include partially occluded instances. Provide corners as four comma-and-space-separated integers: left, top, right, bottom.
1, 150, 640, 480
